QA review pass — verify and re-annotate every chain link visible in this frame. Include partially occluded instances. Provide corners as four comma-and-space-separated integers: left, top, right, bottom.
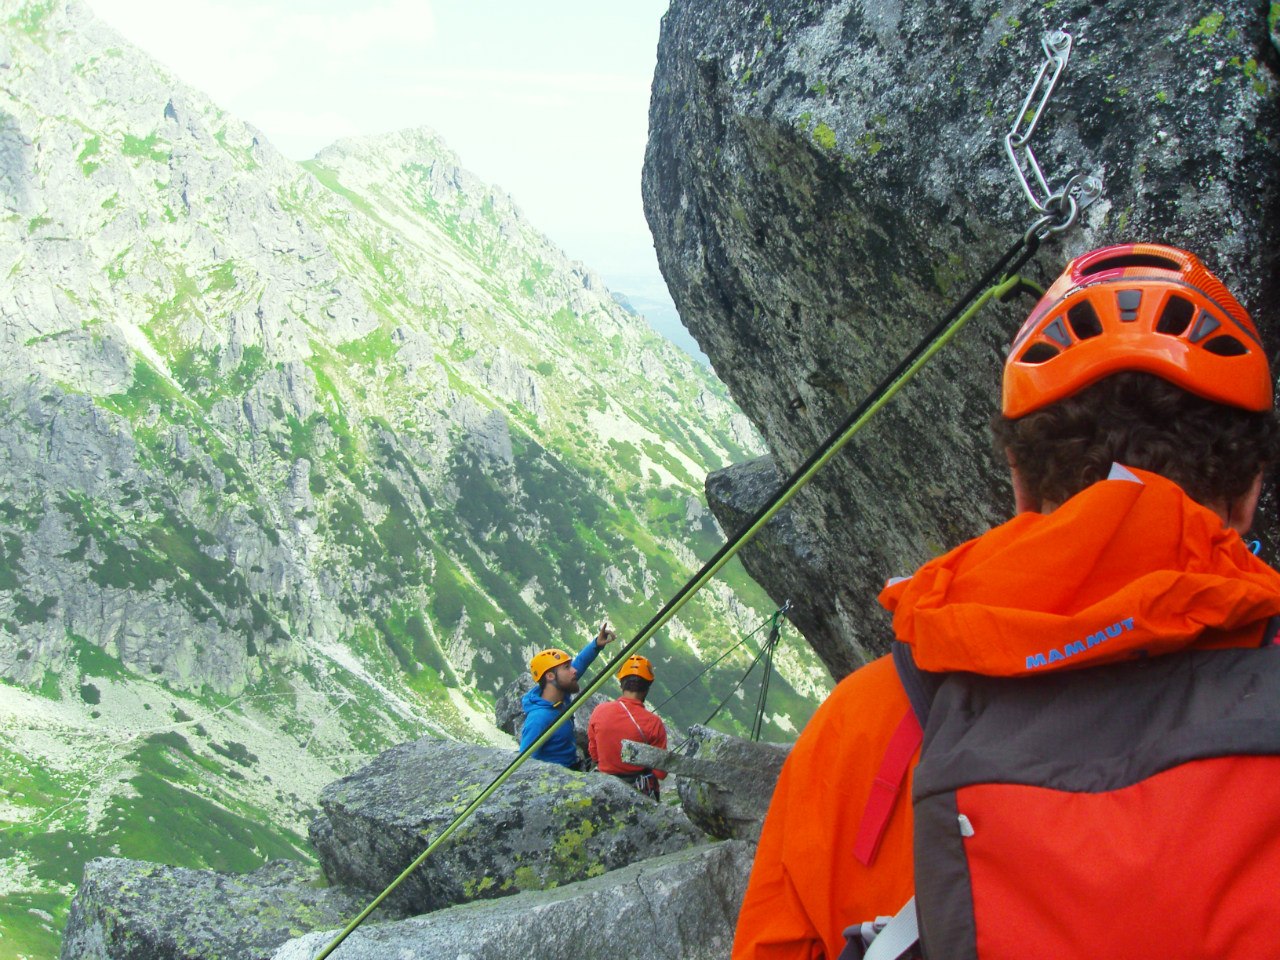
1004, 29, 1102, 234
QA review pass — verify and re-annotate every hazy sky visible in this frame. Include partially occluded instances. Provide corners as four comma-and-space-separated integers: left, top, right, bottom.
90, 0, 674, 303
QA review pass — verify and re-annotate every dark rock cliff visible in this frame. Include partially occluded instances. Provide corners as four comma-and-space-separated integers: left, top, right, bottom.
644, 0, 1280, 678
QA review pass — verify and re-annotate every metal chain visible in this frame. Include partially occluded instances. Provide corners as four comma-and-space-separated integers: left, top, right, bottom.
1005, 29, 1103, 238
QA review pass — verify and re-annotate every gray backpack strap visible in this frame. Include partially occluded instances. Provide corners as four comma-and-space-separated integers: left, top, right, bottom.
1262, 614, 1280, 647
839, 646, 930, 960
892, 641, 941, 730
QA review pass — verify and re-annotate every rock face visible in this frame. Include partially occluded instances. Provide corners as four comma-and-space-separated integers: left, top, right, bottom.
624, 724, 790, 841
644, 0, 1280, 675
308, 739, 704, 916
705, 456, 858, 678
271, 840, 754, 960
58, 859, 365, 960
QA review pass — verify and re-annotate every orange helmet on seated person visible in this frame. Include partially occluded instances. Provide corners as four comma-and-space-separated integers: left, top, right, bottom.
617, 655, 654, 683
1003, 243, 1272, 417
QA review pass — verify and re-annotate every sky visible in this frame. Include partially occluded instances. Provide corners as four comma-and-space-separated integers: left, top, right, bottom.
89, 0, 680, 314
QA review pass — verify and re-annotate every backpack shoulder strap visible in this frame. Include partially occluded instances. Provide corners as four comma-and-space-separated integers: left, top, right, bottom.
1262, 614, 1280, 647
846, 651, 944, 956
852, 645, 944, 867
892, 641, 942, 728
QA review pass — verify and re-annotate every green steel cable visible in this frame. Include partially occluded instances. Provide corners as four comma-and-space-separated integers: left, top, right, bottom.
313, 257, 1036, 959
750, 617, 781, 741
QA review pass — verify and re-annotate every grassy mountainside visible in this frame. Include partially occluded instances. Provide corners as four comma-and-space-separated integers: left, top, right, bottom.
0, 2, 828, 955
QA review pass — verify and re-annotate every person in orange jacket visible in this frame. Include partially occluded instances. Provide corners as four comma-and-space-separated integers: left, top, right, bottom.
732, 244, 1280, 959
588, 654, 668, 799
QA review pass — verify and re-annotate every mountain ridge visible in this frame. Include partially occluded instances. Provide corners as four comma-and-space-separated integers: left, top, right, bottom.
0, 2, 826, 954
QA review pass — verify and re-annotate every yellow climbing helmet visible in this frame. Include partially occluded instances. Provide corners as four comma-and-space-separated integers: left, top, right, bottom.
530, 648, 571, 683
617, 655, 654, 683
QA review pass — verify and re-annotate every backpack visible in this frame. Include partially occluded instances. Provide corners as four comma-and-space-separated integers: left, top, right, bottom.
856, 632, 1280, 960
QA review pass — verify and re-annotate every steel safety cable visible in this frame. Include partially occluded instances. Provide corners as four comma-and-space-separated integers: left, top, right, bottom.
667, 610, 786, 753
651, 604, 786, 713
750, 617, 780, 741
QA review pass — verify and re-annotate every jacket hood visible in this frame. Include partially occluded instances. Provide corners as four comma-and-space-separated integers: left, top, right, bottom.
879, 465, 1280, 676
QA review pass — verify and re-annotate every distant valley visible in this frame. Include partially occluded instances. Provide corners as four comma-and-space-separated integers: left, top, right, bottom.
0, 2, 828, 955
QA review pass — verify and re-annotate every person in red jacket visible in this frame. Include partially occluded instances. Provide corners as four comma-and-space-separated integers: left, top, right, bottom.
588, 654, 668, 799
732, 243, 1280, 959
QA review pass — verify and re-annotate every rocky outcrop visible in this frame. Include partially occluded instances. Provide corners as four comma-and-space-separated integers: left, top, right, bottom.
271, 840, 755, 960
308, 740, 704, 916
58, 859, 365, 960
624, 723, 790, 842
493, 679, 526, 736
705, 455, 861, 678
59, 734, 760, 960
644, 0, 1280, 676
54, 615, 783, 959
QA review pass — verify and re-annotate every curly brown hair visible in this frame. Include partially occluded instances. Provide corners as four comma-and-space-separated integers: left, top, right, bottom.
991, 372, 1280, 507
620, 676, 652, 695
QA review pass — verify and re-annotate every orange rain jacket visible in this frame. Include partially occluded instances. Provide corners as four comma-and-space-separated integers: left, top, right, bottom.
732, 466, 1280, 960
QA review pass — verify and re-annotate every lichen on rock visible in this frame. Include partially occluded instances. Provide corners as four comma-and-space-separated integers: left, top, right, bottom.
644, 0, 1280, 677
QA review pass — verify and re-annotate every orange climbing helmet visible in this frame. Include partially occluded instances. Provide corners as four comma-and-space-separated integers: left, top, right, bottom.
1003, 243, 1272, 417
617, 655, 654, 683
530, 648, 571, 683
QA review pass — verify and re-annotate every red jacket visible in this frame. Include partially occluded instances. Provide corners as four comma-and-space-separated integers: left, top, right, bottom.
733, 467, 1280, 959
588, 697, 668, 777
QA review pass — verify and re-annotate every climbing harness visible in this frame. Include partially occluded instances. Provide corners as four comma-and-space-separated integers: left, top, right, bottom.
313, 27, 1099, 960
614, 699, 663, 799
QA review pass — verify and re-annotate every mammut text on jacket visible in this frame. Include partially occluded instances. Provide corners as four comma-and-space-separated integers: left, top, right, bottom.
733, 467, 1280, 959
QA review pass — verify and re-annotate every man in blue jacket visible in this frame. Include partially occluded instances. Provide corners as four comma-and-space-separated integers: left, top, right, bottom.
519, 622, 616, 768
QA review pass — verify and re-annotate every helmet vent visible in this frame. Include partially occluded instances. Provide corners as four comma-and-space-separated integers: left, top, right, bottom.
1042, 317, 1073, 349
1081, 252, 1181, 275
1202, 335, 1249, 357
1188, 311, 1221, 343
1156, 295, 1196, 336
1020, 343, 1060, 365
1067, 301, 1103, 340
1116, 290, 1142, 321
